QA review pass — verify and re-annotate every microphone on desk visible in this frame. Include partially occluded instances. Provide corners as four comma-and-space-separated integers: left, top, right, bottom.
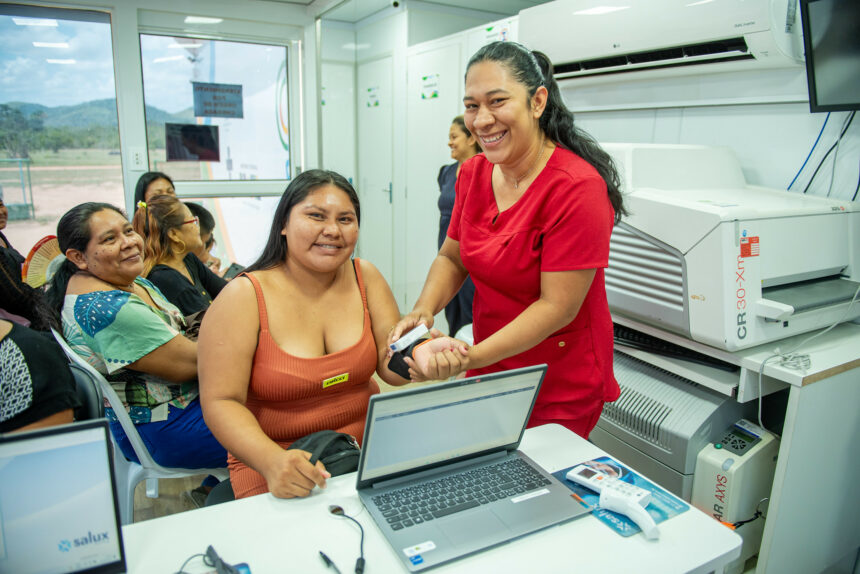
329, 505, 366, 574
205, 545, 241, 574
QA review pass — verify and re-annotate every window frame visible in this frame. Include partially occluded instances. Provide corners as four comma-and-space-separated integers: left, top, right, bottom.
135, 10, 305, 199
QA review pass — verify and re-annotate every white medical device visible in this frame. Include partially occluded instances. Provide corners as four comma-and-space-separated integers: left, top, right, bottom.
566, 464, 660, 540
603, 143, 859, 351
691, 419, 779, 574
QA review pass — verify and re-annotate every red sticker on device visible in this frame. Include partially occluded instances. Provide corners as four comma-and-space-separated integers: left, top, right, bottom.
740, 236, 759, 258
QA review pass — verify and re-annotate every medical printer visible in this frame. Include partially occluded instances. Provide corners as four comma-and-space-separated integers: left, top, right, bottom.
591, 352, 778, 574
602, 143, 860, 351
590, 351, 754, 501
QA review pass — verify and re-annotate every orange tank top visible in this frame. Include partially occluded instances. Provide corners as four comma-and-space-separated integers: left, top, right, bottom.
229, 259, 380, 499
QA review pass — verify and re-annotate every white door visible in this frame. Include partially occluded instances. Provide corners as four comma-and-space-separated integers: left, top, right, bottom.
357, 56, 394, 284
405, 43, 464, 315
321, 62, 356, 183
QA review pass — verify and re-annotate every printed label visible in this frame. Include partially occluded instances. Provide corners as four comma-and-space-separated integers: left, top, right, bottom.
322, 373, 349, 388
740, 236, 759, 258
403, 541, 436, 558
511, 488, 550, 503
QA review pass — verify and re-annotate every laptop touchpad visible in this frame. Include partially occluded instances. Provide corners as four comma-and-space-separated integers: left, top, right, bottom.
440, 510, 512, 547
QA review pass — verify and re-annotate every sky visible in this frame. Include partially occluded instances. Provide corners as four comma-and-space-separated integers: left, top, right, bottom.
0, 14, 288, 113
0, 15, 116, 108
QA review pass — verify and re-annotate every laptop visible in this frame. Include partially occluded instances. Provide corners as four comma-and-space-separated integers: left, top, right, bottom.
356, 364, 590, 571
0, 419, 126, 574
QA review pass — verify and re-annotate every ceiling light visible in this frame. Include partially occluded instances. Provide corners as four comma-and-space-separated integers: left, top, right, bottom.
341, 43, 371, 51
169, 43, 203, 49
573, 6, 630, 15
13, 17, 58, 26
686, 0, 715, 5
46, 59, 75, 64
33, 42, 70, 48
154, 55, 185, 63
184, 16, 223, 24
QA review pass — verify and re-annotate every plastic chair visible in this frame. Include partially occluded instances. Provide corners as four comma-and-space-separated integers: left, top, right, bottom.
69, 363, 104, 422
51, 329, 228, 524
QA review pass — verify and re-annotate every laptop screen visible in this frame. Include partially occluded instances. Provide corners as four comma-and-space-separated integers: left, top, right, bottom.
0, 420, 125, 574
358, 365, 545, 484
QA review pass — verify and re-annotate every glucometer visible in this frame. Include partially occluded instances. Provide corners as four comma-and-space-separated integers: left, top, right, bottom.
387, 324, 430, 379
566, 464, 660, 540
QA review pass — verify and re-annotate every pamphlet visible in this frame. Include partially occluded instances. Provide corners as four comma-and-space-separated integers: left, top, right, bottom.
551, 456, 690, 537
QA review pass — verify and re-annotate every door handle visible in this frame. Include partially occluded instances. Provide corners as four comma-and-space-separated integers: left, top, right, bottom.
382, 182, 392, 204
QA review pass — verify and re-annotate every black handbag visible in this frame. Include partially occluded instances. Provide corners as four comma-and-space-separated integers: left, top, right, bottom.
287, 430, 360, 477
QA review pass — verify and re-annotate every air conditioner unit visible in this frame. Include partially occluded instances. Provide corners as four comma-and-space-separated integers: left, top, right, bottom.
518, 0, 803, 83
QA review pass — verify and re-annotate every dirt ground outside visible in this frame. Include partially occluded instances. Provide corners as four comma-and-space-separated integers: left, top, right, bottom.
0, 148, 204, 256
1, 158, 125, 255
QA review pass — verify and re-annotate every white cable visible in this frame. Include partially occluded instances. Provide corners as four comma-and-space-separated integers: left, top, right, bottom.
756, 283, 860, 435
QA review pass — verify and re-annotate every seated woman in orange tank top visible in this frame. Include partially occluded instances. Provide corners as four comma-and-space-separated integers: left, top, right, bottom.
198, 170, 412, 499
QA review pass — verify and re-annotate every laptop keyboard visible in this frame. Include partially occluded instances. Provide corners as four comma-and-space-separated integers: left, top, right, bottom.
371, 458, 552, 531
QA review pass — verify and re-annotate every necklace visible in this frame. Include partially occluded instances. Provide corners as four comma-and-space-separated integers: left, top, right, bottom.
503, 137, 546, 189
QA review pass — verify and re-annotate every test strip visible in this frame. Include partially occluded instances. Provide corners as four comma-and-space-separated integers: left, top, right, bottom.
389, 324, 429, 352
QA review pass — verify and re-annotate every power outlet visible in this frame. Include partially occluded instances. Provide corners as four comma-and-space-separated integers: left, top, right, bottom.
129, 147, 147, 170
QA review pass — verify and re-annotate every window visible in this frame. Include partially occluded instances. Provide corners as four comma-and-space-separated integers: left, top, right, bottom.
0, 5, 122, 255
183, 196, 279, 268
139, 34, 291, 182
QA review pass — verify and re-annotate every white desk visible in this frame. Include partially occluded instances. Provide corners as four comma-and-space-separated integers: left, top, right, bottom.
122, 424, 741, 574
613, 317, 860, 574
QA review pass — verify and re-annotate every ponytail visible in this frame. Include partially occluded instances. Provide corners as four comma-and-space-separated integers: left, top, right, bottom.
131, 194, 187, 276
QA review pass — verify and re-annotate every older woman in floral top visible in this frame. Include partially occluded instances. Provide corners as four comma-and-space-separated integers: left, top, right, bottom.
47, 202, 225, 470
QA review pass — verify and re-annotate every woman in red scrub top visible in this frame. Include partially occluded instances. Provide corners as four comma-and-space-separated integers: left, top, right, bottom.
391, 41, 626, 438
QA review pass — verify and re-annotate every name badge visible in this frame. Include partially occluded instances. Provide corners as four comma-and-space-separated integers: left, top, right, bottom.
322, 373, 349, 388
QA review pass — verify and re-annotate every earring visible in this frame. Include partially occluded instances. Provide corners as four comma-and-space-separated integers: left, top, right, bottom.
175, 239, 186, 254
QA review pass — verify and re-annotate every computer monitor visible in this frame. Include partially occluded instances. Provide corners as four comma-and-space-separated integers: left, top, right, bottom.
0, 420, 126, 574
799, 0, 860, 112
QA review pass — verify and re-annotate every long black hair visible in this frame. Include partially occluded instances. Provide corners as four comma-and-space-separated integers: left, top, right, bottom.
466, 41, 625, 223
245, 170, 361, 272
134, 171, 174, 205
46, 202, 126, 312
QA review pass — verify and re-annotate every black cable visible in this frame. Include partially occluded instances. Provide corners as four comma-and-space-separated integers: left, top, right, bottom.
825, 113, 852, 197
174, 552, 205, 574
340, 512, 366, 574
732, 509, 763, 529
853, 160, 859, 202
802, 111, 855, 194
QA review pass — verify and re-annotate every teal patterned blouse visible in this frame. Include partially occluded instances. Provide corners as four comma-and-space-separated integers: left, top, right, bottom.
61, 277, 198, 424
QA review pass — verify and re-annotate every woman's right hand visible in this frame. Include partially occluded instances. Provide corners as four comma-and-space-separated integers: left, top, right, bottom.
262, 449, 331, 499
389, 309, 435, 350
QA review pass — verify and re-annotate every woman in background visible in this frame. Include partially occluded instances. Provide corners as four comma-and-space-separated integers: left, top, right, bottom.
134, 171, 175, 205
437, 116, 481, 338
132, 195, 226, 316
0, 195, 53, 330
186, 201, 223, 275
199, 170, 410, 500
0, 318, 79, 433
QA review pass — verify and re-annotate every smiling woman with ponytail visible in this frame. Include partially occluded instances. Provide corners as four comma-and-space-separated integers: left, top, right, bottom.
391, 41, 625, 439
